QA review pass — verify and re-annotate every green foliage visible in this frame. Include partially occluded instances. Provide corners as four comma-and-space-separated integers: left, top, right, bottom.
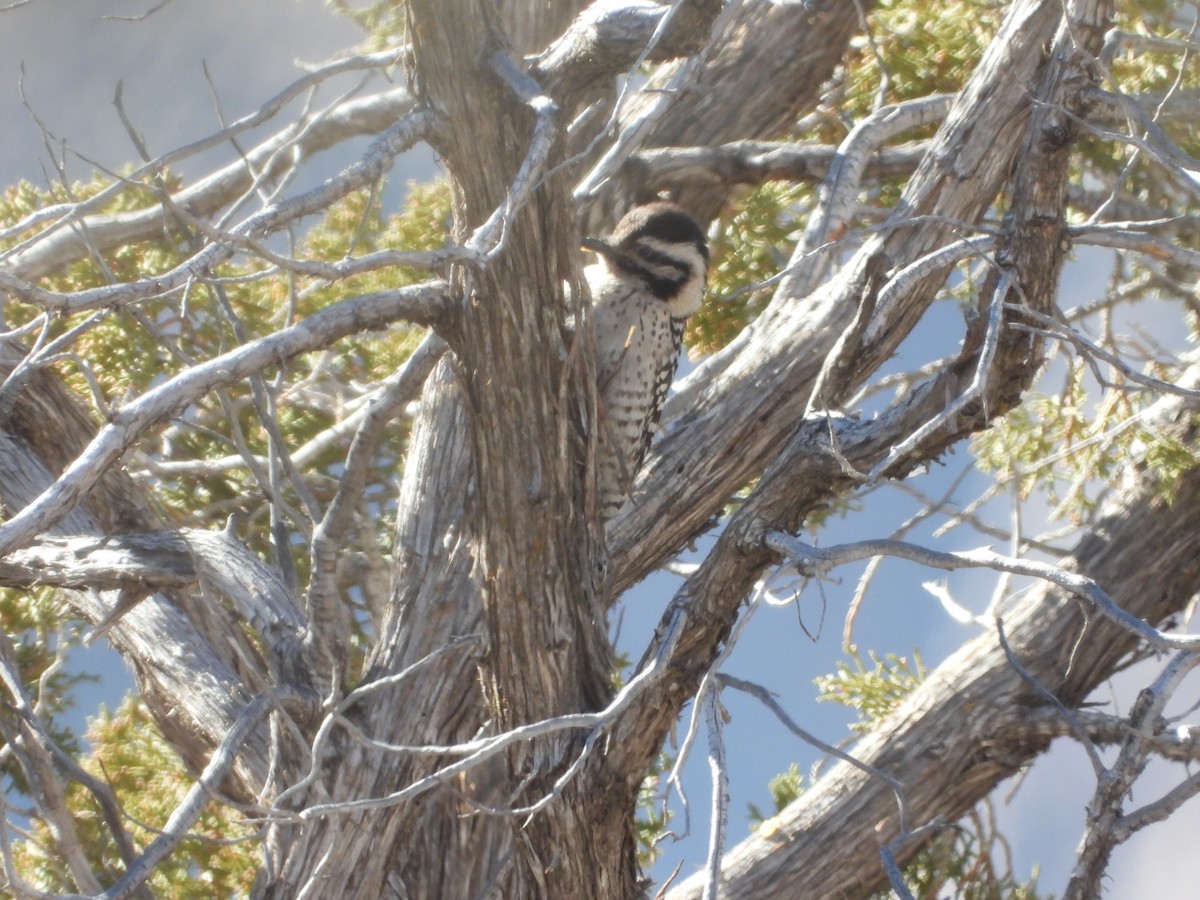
873, 814, 1050, 900
692, 183, 811, 355
0, 588, 91, 790
634, 751, 674, 866
1095, 2, 1200, 213
327, 0, 405, 49
846, 0, 1004, 112
973, 365, 1200, 520
13, 695, 258, 896
814, 646, 926, 734
747, 762, 804, 829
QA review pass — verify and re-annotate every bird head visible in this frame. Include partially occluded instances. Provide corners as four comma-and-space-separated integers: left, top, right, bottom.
583, 202, 709, 318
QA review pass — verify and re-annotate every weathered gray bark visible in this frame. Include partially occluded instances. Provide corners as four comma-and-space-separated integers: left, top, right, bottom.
669, 392, 1200, 898
257, 0, 1118, 896
598, 0, 875, 223
255, 3, 875, 897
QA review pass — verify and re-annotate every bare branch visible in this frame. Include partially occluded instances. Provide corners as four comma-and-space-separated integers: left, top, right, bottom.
628, 138, 927, 196
1017, 706, 1200, 764
765, 532, 1200, 653
0, 107, 434, 312
1068, 220, 1200, 271
701, 689, 728, 900
868, 272, 1006, 478
1, 53, 410, 272
534, 0, 723, 101
100, 695, 272, 900
0, 281, 450, 558
467, 52, 560, 258
573, 0, 739, 201
305, 333, 447, 664
1115, 769, 1200, 840
1066, 650, 1200, 899
1008, 304, 1200, 400
0, 532, 195, 590
0, 632, 105, 894
777, 94, 954, 301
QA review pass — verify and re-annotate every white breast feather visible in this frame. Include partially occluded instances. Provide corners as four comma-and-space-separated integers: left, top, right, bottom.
588, 262, 683, 520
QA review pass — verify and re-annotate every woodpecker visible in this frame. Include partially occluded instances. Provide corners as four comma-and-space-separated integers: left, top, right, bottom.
582, 202, 709, 522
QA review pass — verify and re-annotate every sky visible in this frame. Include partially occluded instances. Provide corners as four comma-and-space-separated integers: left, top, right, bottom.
1, 1, 1198, 896
1, 1, 356, 182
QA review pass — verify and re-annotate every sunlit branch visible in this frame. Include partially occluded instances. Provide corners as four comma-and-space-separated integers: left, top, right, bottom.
765, 532, 1200, 652
0, 281, 450, 558
777, 94, 955, 302
0, 108, 434, 313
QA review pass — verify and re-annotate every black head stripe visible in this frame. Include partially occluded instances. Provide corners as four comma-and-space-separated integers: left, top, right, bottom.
633, 239, 692, 275
594, 203, 707, 299
610, 253, 688, 300
611, 202, 708, 261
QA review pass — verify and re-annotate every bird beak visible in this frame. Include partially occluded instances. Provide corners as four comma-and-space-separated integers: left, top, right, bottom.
583, 236, 636, 271
581, 236, 614, 256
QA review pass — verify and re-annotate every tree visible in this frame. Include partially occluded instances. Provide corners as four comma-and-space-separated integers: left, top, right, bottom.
2, 0, 1199, 897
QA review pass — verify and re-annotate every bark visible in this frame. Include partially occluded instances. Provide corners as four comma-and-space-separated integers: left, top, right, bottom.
669, 388, 1200, 899
608, 0, 1073, 593
587, 0, 874, 226
258, 0, 668, 893
259, 3, 862, 896
0, 357, 291, 788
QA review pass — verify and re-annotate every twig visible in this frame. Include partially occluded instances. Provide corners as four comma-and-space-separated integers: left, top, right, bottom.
718, 674, 909, 831
0, 282, 450, 558
101, 695, 272, 900
862, 235, 999, 345
468, 53, 560, 259
661, 583, 764, 846
701, 690, 728, 900
0, 108, 435, 314
868, 269, 1007, 479
1007, 303, 1200, 400
0, 50, 407, 247
1065, 650, 1200, 899
270, 635, 481, 815
765, 532, 1200, 653
995, 618, 1105, 777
